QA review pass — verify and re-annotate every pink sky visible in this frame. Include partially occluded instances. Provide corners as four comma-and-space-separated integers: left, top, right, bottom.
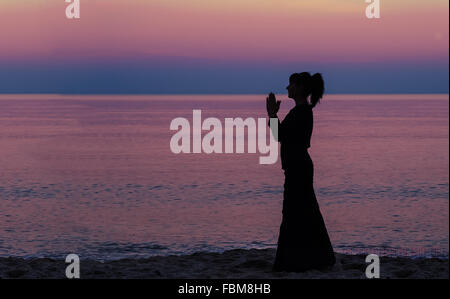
0, 0, 448, 63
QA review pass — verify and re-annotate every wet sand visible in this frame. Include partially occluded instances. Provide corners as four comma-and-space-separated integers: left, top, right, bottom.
0, 248, 447, 279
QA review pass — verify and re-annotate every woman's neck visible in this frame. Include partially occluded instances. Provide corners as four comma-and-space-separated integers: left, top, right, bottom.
294, 97, 308, 106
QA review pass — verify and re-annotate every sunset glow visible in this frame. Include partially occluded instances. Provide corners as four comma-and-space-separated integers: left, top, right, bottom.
1, 0, 448, 62
0, 0, 448, 93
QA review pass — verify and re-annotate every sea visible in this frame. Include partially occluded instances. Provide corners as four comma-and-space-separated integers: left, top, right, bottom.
0, 94, 448, 260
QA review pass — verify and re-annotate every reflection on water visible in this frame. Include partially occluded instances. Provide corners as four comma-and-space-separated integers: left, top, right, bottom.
0, 94, 448, 260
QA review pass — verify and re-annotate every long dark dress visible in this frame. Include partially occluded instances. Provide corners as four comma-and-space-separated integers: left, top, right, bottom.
268, 103, 335, 272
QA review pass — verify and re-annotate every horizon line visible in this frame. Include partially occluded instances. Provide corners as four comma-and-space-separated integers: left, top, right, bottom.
0, 93, 448, 96
0, 94, 448, 102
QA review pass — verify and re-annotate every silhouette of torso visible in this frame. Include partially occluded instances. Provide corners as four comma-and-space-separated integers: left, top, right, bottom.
270, 104, 313, 170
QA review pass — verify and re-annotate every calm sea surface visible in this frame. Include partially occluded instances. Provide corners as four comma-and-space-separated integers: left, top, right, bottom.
0, 94, 448, 260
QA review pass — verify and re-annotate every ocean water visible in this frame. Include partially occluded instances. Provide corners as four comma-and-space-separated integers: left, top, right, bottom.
0, 94, 448, 260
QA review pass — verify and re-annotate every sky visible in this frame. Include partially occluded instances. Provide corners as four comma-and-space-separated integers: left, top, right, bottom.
0, 0, 448, 94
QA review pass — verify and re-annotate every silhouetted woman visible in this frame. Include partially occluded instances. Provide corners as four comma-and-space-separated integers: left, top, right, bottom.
266, 72, 336, 272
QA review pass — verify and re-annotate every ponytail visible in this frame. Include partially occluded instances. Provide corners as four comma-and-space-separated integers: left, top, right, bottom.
310, 73, 324, 108
289, 72, 325, 108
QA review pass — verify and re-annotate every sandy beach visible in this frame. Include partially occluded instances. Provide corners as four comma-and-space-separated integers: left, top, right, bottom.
0, 248, 447, 279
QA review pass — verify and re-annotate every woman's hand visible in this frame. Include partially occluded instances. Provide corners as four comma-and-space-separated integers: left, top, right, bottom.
266, 92, 281, 118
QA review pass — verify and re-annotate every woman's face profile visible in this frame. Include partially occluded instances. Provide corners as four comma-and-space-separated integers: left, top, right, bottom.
287, 79, 307, 99
286, 81, 297, 99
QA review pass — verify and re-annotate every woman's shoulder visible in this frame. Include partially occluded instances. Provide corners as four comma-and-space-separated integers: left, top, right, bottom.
292, 104, 313, 122
292, 104, 312, 114
284, 104, 311, 122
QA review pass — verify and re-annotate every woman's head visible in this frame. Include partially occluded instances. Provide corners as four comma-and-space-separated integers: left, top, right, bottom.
286, 72, 324, 108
